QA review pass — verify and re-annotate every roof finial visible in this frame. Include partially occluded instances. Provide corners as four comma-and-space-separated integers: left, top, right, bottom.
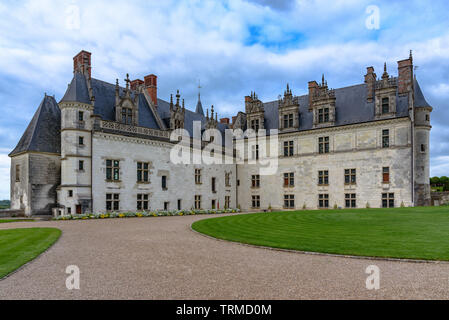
322, 74, 325, 86
182, 98, 185, 109
384, 62, 387, 72
410, 49, 413, 60
176, 90, 180, 106
198, 79, 202, 101
125, 73, 130, 90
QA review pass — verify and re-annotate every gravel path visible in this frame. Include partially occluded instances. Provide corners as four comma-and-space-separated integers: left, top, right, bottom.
1, 215, 449, 300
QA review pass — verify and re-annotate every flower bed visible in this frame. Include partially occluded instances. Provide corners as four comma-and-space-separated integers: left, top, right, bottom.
53, 209, 240, 221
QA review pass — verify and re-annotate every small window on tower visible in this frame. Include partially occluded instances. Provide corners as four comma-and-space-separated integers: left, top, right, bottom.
382, 97, 389, 114
79, 136, 84, 146
421, 144, 426, 152
15, 165, 20, 182
78, 111, 84, 122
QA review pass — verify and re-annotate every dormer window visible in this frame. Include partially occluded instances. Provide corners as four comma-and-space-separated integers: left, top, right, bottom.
283, 114, 294, 128
318, 108, 330, 123
121, 107, 133, 125
251, 119, 260, 131
382, 97, 389, 114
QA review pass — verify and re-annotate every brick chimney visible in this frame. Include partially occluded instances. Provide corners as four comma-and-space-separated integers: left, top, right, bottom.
130, 79, 144, 91
144, 74, 158, 106
397, 51, 413, 95
220, 118, 230, 124
308, 80, 319, 108
73, 50, 92, 79
364, 66, 377, 102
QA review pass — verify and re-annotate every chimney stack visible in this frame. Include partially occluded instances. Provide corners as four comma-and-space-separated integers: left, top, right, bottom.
220, 118, 230, 124
397, 51, 414, 95
130, 79, 144, 91
144, 74, 158, 106
364, 66, 377, 102
73, 50, 92, 79
308, 80, 319, 107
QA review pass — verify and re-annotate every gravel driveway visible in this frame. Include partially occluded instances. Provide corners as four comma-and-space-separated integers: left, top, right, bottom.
1, 215, 449, 300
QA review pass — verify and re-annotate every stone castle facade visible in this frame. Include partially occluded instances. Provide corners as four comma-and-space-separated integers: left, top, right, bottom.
9, 50, 432, 216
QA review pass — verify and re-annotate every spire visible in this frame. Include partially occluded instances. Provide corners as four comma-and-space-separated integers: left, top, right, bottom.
176, 90, 180, 106
211, 105, 214, 120
382, 62, 389, 79
322, 74, 325, 86
195, 80, 204, 115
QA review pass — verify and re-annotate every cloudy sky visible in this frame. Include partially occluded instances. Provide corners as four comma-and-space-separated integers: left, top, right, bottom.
0, 0, 448, 199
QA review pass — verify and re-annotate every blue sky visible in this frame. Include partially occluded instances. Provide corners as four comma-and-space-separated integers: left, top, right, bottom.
0, 0, 448, 199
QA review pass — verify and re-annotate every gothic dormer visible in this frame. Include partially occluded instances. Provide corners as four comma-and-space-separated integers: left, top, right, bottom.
278, 84, 300, 132
170, 90, 185, 130
308, 75, 336, 128
115, 74, 139, 126
374, 63, 397, 119
205, 105, 218, 130
245, 91, 264, 131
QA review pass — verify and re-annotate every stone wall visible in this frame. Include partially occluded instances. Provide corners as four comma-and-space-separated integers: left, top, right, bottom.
90, 132, 236, 212
431, 192, 449, 206
237, 118, 414, 211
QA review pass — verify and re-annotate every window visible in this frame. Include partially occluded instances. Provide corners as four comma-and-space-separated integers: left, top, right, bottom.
284, 195, 295, 209
318, 108, 330, 123
251, 119, 260, 131
195, 195, 202, 209
382, 129, 390, 148
178, 199, 182, 210
121, 107, 133, 125
382, 193, 395, 208
421, 144, 426, 152
67, 207, 72, 214
252, 195, 260, 208
225, 172, 231, 187
137, 194, 149, 211
162, 176, 167, 190
106, 193, 119, 211
382, 97, 389, 114
68, 190, 73, 197
382, 167, 390, 183
211, 199, 216, 209
15, 165, 20, 182
79, 136, 84, 146
252, 144, 259, 160
319, 137, 330, 154
78, 111, 84, 122
225, 196, 231, 209
251, 175, 260, 188
344, 169, 356, 185
283, 173, 294, 187
283, 141, 294, 157
195, 169, 202, 184
137, 162, 150, 183
212, 177, 216, 193
318, 170, 329, 186
345, 194, 356, 208
106, 160, 120, 181
79, 160, 84, 171
283, 114, 294, 128
426, 114, 430, 121
164, 202, 169, 211
318, 194, 329, 208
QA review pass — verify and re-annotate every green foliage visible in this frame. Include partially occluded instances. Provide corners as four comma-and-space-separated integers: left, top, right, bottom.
0, 200, 10, 210
192, 207, 449, 261
430, 176, 449, 191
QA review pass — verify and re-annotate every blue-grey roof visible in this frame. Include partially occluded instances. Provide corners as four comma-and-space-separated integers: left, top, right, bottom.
261, 81, 412, 131
10, 95, 61, 156
414, 79, 431, 108
61, 72, 91, 104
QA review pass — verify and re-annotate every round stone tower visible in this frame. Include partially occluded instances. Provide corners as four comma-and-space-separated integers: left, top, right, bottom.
413, 80, 432, 206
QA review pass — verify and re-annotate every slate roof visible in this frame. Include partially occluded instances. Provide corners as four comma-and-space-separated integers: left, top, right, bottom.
9, 95, 61, 156
10, 74, 432, 158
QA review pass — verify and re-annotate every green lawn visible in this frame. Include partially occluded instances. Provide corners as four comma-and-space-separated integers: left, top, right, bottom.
192, 206, 449, 261
0, 228, 61, 278
0, 219, 34, 223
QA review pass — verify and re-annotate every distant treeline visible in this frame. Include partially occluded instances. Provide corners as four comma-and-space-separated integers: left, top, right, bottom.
0, 200, 10, 209
430, 176, 449, 192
